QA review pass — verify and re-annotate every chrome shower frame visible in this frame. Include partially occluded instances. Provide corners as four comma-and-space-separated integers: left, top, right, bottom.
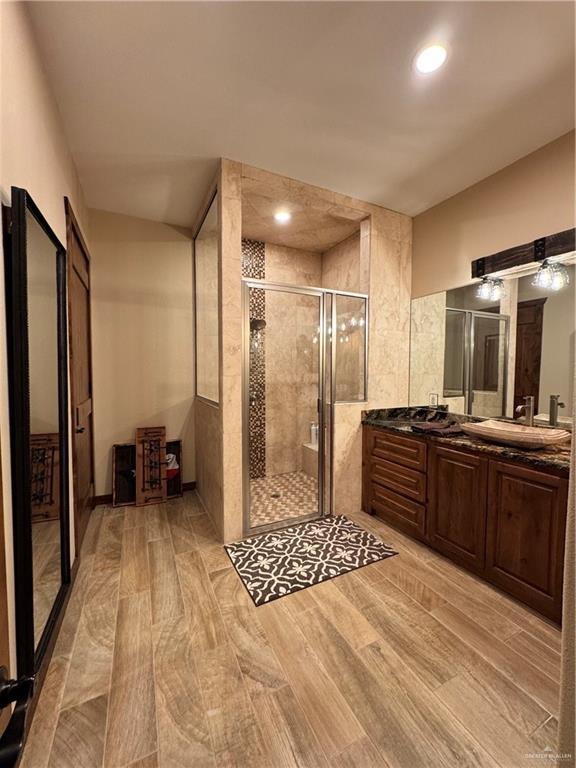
241, 279, 368, 537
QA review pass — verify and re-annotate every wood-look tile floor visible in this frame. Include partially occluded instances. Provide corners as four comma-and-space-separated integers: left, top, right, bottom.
21, 493, 562, 768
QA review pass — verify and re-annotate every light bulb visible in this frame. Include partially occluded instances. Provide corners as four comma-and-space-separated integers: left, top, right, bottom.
476, 278, 493, 300
550, 263, 569, 291
415, 45, 448, 74
476, 277, 504, 301
533, 260, 551, 289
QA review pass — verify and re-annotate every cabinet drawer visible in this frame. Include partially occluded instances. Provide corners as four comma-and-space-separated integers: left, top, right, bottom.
370, 430, 427, 472
368, 483, 426, 540
370, 457, 426, 503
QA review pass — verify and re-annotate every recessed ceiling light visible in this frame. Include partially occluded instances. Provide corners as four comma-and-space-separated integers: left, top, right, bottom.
274, 211, 291, 224
415, 45, 447, 74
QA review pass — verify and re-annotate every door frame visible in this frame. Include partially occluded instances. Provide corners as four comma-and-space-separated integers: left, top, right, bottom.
241, 279, 369, 537
445, 307, 510, 417
242, 280, 327, 537
64, 198, 96, 553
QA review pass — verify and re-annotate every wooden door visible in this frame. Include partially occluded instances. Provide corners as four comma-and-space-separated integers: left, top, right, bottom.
428, 445, 488, 572
486, 460, 567, 622
65, 199, 95, 552
514, 299, 546, 412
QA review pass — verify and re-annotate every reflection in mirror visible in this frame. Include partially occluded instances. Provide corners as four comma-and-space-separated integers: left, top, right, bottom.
194, 193, 219, 403
515, 265, 575, 421
334, 294, 367, 402
27, 211, 61, 648
410, 257, 575, 424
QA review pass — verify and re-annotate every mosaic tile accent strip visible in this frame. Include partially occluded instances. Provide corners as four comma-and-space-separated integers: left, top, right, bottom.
225, 515, 398, 606
242, 239, 266, 479
250, 470, 318, 528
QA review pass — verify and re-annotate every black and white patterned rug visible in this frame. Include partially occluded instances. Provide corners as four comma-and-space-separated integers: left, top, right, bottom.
225, 515, 398, 606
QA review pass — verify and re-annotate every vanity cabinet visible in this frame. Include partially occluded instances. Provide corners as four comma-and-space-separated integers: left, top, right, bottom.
428, 445, 488, 573
362, 424, 568, 622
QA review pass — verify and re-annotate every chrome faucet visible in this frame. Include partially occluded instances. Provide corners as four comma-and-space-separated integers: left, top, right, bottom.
515, 395, 535, 427
549, 395, 565, 427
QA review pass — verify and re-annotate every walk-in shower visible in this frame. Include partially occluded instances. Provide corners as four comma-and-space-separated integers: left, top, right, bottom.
242, 280, 367, 535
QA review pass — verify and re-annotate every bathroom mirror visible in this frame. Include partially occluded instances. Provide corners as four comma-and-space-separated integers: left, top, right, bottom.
4, 187, 70, 677
409, 250, 575, 424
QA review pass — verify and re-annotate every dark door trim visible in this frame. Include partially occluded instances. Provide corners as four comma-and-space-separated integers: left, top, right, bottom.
64, 198, 95, 553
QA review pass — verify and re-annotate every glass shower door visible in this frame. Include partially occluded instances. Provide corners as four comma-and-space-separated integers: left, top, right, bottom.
244, 282, 325, 533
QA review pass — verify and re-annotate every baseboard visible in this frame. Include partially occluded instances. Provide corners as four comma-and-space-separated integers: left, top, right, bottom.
93, 482, 195, 508
93, 493, 112, 507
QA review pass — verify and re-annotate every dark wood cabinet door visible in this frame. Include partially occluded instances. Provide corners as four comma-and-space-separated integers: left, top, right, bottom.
428, 445, 488, 572
486, 460, 567, 622
514, 299, 545, 412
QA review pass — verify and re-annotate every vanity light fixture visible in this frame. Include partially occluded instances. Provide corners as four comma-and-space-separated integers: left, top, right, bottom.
532, 259, 570, 291
476, 276, 505, 302
274, 210, 291, 224
415, 44, 447, 74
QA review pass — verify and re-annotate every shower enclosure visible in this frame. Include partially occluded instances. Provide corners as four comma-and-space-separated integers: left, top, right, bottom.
444, 308, 509, 417
242, 280, 367, 534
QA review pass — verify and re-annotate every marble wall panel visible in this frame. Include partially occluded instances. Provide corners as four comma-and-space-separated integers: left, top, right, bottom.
321, 232, 362, 292
194, 399, 223, 536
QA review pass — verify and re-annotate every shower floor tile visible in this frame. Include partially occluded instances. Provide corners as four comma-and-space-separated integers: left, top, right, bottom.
250, 470, 318, 528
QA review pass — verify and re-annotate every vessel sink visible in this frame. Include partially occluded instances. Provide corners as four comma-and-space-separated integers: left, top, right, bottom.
461, 419, 570, 449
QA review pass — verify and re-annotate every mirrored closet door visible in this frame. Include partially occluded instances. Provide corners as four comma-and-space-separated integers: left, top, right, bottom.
4, 187, 70, 677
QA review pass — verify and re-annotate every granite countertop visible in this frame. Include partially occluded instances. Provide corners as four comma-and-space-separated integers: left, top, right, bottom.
362, 407, 571, 474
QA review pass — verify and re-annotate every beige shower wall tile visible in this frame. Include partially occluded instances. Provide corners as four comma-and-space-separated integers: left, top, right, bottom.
221, 373, 242, 435
321, 232, 362, 293
194, 400, 223, 538
266, 243, 322, 286
332, 404, 364, 516
221, 158, 242, 200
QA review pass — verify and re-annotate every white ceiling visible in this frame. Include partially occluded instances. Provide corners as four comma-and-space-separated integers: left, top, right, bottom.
29, 1, 575, 228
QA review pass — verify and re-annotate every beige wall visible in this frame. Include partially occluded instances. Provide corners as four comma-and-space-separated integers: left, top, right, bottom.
0, 1, 88, 673
89, 209, 195, 495
412, 131, 576, 298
